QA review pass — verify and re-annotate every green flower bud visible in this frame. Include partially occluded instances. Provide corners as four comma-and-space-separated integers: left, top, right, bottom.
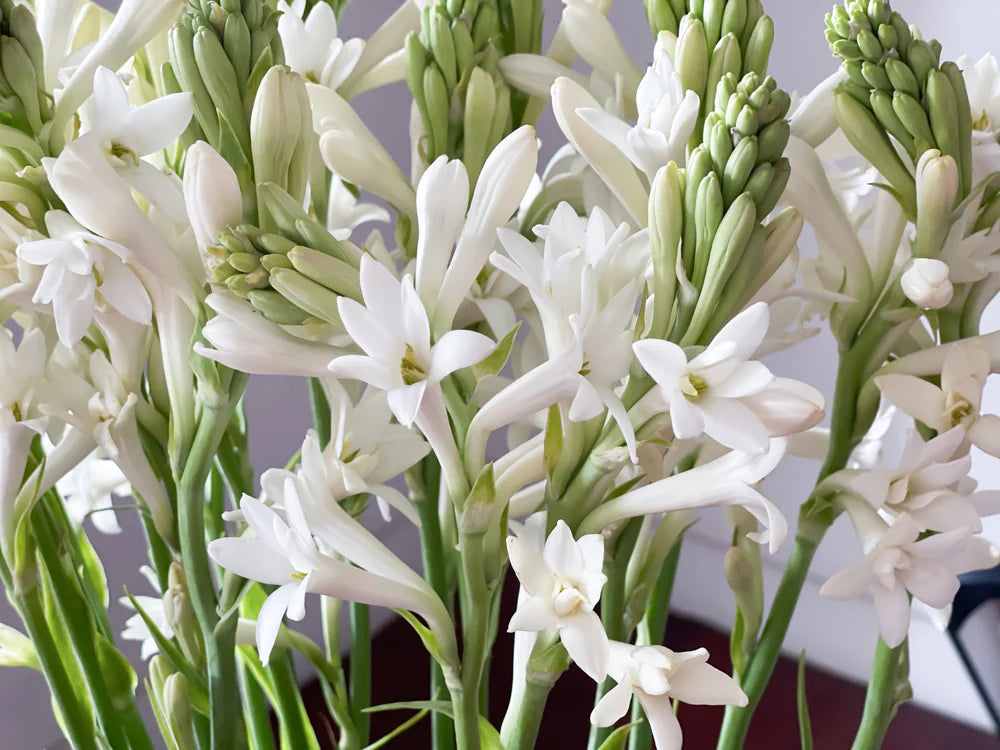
164, 674, 197, 750
247, 288, 312, 325
676, 18, 709, 97
649, 163, 683, 338
892, 89, 934, 148
742, 14, 773, 77
251, 66, 311, 204
722, 135, 758, 204
163, 563, 205, 669
269, 267, 344, 326
288, 245, 362, 301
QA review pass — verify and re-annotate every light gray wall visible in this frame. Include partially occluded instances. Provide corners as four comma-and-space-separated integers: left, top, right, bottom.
4, 1, 1000, 747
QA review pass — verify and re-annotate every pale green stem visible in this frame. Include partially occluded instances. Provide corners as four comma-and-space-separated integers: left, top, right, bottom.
851, 638, 910, 750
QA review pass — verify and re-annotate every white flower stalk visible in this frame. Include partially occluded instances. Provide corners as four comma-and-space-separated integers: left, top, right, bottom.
875, 341, 1000, 457
634, 304, 824, 454
298, 386, 430, 524
209, 474, 454, 667
821, 503, 1000, 648
828, 427, 984, 533
194, 291, 345, 377
551, 77, 650, 225
57, 449, 130, 535
14, 210, 152, 347
900, 259, 954, 310
278, 0, 364, 91
76, 67, 193, 222
590, 642, 747, 750
506, 520, 609, 681
560, 0, 641, 103
577, 32, 700, 181
581, 442, 789, 553
431, 127, 539, 333
51, 0, 186, 150
183, 142, 244, 263
308, 83, 416, 215
329, 254, 495, 427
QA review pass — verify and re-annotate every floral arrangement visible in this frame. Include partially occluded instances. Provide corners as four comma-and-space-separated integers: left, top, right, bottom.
1, 0, 999, 748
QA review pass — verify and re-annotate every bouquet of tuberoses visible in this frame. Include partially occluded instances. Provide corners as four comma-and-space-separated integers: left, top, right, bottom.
2, 0, 1000, 747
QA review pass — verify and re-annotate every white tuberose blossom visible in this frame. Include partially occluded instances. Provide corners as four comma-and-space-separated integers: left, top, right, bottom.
328, 254, 495, 427
590, 642, 747, 750
821, 506, 999, 648
577, 32, 700, 180
278, 0, 364, 91
506, 520, 608, 681
634, 303, 824, 453
15, 210, 151, 347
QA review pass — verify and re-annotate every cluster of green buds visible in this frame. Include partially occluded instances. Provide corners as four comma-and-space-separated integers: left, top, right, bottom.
827, 0, 973, 213
167, 0, 284, 200
0, 0, 50, 141
207, 184, 362, 332
656, 70, 792, 345
406, 0, 517, 184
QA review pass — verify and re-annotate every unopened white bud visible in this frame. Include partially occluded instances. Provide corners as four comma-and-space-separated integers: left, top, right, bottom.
901, 258, 954, 309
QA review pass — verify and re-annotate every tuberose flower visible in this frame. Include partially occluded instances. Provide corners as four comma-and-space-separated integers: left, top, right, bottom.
506, 520, 609, 681
900, 258, 953, 310
590, 642, 747, 750
278, 0, 364, 90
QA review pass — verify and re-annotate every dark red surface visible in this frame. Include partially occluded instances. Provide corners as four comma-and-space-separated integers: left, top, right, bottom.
303, 583, 999, 749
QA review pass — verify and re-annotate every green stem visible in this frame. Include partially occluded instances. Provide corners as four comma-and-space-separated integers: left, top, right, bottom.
456, 530, 490, 750
852, 638, 910, 750
240, 656, 277, 750
349, 602, 372, 744
270, 652, 320, 749
450, 688, 480, 750
414, 456, 455, 749
502, 679, 554, 750
629, 540, 683, 750
18, 584, 99, 750
286, 629, 359, 750
177, 378, 247, 750
32, 503, 150, 750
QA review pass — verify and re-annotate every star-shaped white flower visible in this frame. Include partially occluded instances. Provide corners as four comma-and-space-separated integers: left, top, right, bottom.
278, 0, 364, 90
577, 32, 700, 180
634, 303, 824, 453
506, 520, 609, 681
16, 210, 151, 347
876, 341, 1000, 458
57, 448, 130, 535
821, 509, 999, 647
590, 642, 747, 750
328, 254, 496, 427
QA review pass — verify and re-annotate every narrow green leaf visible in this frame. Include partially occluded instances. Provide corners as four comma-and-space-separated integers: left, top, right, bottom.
597, 721, 642, 750
797, 650, 813, 750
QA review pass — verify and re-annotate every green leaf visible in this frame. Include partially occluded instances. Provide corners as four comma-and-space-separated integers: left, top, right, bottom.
362, 701, 501, 749
76, 528, 109, 609
597, 721, 642, 750
472, 322, 521, 379
96, 636, 138, 699
797, 650, 813, 750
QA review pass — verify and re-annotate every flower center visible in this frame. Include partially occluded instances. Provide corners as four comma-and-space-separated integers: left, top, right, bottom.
400, 344, 427, 386
679, 373, 708, 401
945, 393, 972, 428
106, 141, 139, 168
579, 359, 591, 377
290, 571, 307, 581
551, 576, 585, 616
972, 110, 992, 132
11, 402, 22, 422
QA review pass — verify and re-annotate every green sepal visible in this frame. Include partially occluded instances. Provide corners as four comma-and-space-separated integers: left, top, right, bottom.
471, 322, 520, 379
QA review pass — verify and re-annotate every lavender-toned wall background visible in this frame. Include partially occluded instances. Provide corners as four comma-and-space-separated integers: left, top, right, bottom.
3, 1, 1000, 747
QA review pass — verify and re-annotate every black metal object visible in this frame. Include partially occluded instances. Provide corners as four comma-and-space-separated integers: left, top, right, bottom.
948, 565, 1000, 735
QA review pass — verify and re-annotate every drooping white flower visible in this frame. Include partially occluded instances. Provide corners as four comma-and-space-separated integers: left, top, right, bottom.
328, 254, 495, 428
297, 386, 430, 524
76, 67, 193, 222
57, 448, 131, 535
278, 0, 364, 91
821, 505, 999, 647
581, 440, 789, 553
209, 474, 455, 666
577, 32, 700, 180
506, 519, 609, 681
901, 259, 953, 310
195, 291, 346, 377
875, 341, 1000, 457
634, 303, 824, 453
15, 210, 152, 347
590, 642, 747, 750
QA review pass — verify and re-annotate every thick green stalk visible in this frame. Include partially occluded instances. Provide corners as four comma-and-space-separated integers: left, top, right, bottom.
450, 687, 480, 750
12, 578, 98, 750
271, 652, 321, 749
240, 657, 278, 750
32, 503, 150, 750
349, 603, 371, 744
502, 679, 554, 750
629, 540, 683, 750
413, 456, 455, 749
852, 639, 910, 750
455, 529, 491, 750
177, 377, 247, 750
